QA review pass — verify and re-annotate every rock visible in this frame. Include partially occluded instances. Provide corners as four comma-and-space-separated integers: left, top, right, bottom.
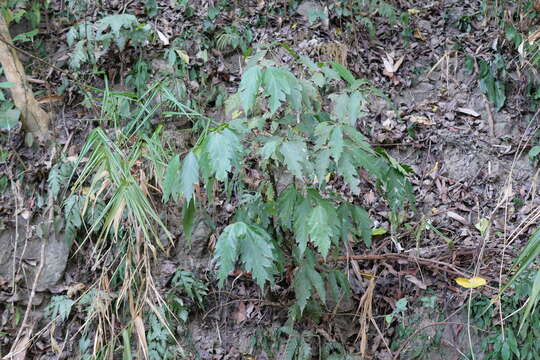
189, 219, 212, 258
0, 216, 70, 292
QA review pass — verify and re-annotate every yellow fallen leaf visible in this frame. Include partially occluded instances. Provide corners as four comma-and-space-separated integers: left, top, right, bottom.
454, 276, 487, 289
408, 8, 421, 15
175, 49, 190, 64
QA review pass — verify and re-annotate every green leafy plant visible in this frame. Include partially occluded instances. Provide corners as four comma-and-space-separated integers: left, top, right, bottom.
473, 273, 540, 360
0, 80, 19, 131
45, 295, 75, 322
478, 56, 507, 112
159, 47, 414, 357
66, 14, 152, 69
170, 269, 208, 308
215, 24, 253, 53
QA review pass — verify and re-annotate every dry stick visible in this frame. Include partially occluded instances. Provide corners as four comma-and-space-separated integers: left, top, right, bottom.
483, 95, 496, 138
324, 253, 475, 279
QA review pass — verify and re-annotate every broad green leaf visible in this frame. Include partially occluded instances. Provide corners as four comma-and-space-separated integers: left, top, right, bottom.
529, 146, 540, 161
238, 225, 275, 288
214, 222, 274, 288
284, 336, 299, 360
277, 187, 298, 230
383, 168, 414, 213
307, 205, 333, 257
348, 91, 364, 126
314, 122, 333, 150
329, 127, 344, 162
338, 152, 360, 194
294, 197, 311, 255
163, 155, 181, 202
352, 206, 372, 247
315, 149, 331, 185
0, 82, 15, 89
214, 224, 240, 286
479, 74, 505, 112
239, 65, 262, 114
311, 72, 325, 87
258, 136, 282, 161
45, 295, 75, 322
293, 251, 326, 313
329, 93, 349, 122
182, 198, 196, 245
206, 129, 242, 181
181, 152, 199, 202
321, 66, 340, 82
306, 263, 326, 304
294, 264, 311, 312
330, 61, 355, 85
297, 338, 312, 360
299, 55, 318, 71
0, 109, 21, 130
342, 125, 373, 153
98, 14, 137, 35
280, 140, 306, 178
263, 67, 293, 113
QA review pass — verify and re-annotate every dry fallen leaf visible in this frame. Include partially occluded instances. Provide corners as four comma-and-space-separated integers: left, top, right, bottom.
408, 115, 434, 126
455, 276, 487, 289
405, 274, 427, 289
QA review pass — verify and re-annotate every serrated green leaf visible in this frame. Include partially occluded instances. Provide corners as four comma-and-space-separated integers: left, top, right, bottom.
322, 66, 340, 81
294, 197, 311, 255
329, 93, 349, 122
48, 166, 62, 199
214, 222, 274, 288
46, 295, 75, 322
258, 136, 282, 161
348, 91, 364, 126
205, 129, 242, 181
263, 67, 293, 113
239, 65, 262, 114
284, 336, 299, 360
238, 225, 275, 288
311, 72, 325, 87
294, 264, 311, 312
181, 152, 199, 202
98, 14, 137, 35
214, 224, 240, 286
314, 122, 333, 150
307, 205, 333, 257
330, 127, 344, 162
163, 154, 181, 202
306, 263, 325, 304
280, 140, 306, 178
277, 186, 298, 230
69, 40, 88, 69
315, 149, 331, 185
338, 152, 360, 194
297, 337, 312, 360
352, 206, 372, 247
